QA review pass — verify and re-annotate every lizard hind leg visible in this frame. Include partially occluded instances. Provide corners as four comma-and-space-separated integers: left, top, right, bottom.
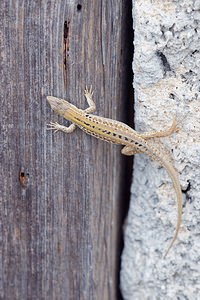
140, 113, 188, 140
121, 145, 142, 156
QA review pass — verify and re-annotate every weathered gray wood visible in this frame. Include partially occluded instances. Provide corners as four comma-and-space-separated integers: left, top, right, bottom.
0, 1, 132, 299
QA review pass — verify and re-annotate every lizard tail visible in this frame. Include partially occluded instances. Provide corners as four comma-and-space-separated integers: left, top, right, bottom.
161, 160, 183, 258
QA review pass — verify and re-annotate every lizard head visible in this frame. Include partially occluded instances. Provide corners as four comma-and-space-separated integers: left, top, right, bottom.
46, 96, 70, 117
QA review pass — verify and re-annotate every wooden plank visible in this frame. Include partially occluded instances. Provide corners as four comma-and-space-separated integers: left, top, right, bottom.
0, 0, 132, 299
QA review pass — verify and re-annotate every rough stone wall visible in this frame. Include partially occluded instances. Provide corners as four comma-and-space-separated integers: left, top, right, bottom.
121, 0, 200, 299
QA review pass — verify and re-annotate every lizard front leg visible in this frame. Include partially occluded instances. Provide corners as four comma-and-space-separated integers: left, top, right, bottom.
83, 86, 96, 113
47, 122, 76, 133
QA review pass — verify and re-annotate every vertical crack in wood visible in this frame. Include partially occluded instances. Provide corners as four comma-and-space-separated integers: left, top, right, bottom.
63, 21, 70, 88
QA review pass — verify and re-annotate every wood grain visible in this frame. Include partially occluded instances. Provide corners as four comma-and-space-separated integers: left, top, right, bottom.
0, 1, 133, 299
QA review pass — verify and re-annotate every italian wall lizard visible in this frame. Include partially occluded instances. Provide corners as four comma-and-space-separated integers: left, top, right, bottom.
47, 87, 184, 257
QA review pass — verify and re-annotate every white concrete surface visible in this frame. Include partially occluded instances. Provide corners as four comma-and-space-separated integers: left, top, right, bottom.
121, 0, 200, 299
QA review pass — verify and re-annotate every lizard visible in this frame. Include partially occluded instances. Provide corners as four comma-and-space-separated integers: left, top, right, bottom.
46, 86, 184, 257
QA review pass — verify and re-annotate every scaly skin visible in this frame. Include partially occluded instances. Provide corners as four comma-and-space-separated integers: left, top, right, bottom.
47, 87, 184, 257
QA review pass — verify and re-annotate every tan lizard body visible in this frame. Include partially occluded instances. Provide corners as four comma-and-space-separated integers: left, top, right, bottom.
47, 87, 183, 257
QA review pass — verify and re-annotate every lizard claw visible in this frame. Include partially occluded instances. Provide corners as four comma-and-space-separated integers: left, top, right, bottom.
47, 122, 60, 132
84, 85, 93, 97
171, 113, 189, 134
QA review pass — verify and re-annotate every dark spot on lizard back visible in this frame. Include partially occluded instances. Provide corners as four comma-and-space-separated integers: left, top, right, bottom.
74, 117, 81, 121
